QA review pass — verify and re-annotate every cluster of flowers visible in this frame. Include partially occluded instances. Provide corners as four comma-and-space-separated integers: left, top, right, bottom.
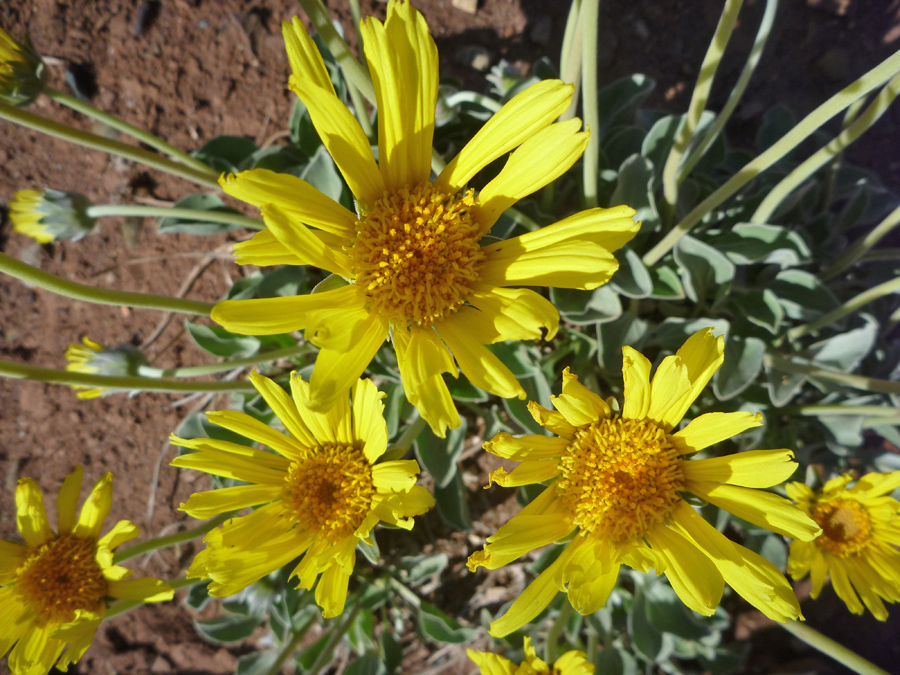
2, 2, 900, 673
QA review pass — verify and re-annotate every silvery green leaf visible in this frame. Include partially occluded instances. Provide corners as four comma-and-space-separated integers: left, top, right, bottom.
597, 314, 649, 372
596, 74, 655, 137
714, 222, 810, 267
300, 145, 344, 201
433, 471, 471, 530
809, 315, 878, 371
194, 135, 258, 173
611, 154, 660, 235
611, 246, 653, 298
766, 362, 806, 407
736, 289, 784, 334
769, 269, 838, 321
673, 235, 735, 305
649, 265, 685, 300
714, 335, 766, 400
650, 318, 729, 352
415, 417, 467, 489
157, 193, 245, 235
603, 126, 647, 170
550, 286, 622, 325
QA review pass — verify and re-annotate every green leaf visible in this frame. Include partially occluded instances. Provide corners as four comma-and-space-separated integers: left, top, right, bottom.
194, 135, 259, 173
595, 648, 639, 675
714, 222, 810, 267
381, 630, 403, 675
756, 105, 796, 153
641, 115, 681, 188
433, 471, 472, 530
629, 582, 673, 663
648, 264, 685, 300
192, 613, 263, 644
300, 145, 344, 202
235, 650, 281, 675
345, 654, 387, 675
596, 74, 655, 137
650, 318, 729, 352
597, 314, 648, 372
447, 374, 489, 402
610, 154, 660, 235
185, 580, 212, 611
550, 286, 622, 325
358, 535, 380, 565
644, 582, 718, 641
289, 97, 320, 155
415, 418, 467, 489
611, 246, 653, 298
417, 601, 476, 644
297, 632, 332, 671
769, 269, 839, 321
736, 289, 784, 334
399, 553, 449, 587
810, 315, 878, 371
714, 335, 766, 400
249, 144, 308, 175
765, 362, 806, 407
185, 320, 262, 358
157, 193, 246, 235
603, 126, 647, 171
673, 235, 734, 305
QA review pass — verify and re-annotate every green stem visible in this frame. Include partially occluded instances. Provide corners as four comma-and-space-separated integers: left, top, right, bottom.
392, 412, 426, 451
307, 599, 363, 675
0, 101, 220, 190
0, 359, 258, 394
298, 0, 376, 105
823, 203, 900, 279
660, 0, 745, 221
679, 0, 778, 182
752, 72, 900, 224
261, 613, 320, 675
788, 276, 900, 340
643, 48, 900, 267
545, 601, 574, 664
581, 0, 600, 208
444, 91, 502, 113
559, 0, 584, 122
0, 251, 214, 314
765, 354, 900, 395
786, 404, 900, 417
138, 344, 310, 378
114, 513, 232, 564
861, 247, 900, 263
45, 86, 217, 176
87, 204, 263, 230
781, 621, 889, 675
105, 577, 201, 620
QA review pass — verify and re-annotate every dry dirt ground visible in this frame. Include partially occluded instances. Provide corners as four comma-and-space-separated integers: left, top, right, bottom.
1, 0, 899, 673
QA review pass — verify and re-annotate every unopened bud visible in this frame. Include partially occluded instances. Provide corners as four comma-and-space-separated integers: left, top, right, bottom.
11, 189, 96, 243
65, 337, 149, 399
0, 27, 46, 107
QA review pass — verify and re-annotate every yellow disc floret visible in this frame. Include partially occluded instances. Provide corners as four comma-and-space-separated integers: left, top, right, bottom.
16, 534, 108, 624
809, 497, 873, 557
283, 444, 376, 539
558, 417, 685, 543
350, 182, 484, 327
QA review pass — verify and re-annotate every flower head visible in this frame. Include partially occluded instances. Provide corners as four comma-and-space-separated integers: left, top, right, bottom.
170, 371, 434, 618
211, 0, 639, 437
11, 189, 96, 244
0, 466, 173, 675
64, 337, 148, 399
787, 471, 900, 620
467, 328, 821, 636
468, 637, 593, 675
0, 27, 46, 106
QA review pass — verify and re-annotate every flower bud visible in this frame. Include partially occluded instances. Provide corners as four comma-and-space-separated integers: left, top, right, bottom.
10, 189, 96, 243
0, 27, 47, 107
65, 337, 149, 399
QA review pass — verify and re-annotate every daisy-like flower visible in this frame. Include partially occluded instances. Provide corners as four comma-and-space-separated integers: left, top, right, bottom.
170, 371, 434, 617
211, 0, 639, 436
0, 27, 46, 107
0, 466, 173, 675
10, 189, 96, 244
64, 337, 148, 399
467, 328, 822, 637
468, 636, 593, 675
787, 471, 900, 620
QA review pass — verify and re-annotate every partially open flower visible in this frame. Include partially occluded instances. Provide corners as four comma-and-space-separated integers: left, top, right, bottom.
11, 189, 96, 244
0, 27, 47, 106
64, 337, 148, 399
0, 466, 173, 675
468, 637, 594, 675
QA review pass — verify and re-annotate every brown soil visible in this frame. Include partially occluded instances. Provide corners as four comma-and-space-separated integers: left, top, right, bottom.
1, 1, 898, 674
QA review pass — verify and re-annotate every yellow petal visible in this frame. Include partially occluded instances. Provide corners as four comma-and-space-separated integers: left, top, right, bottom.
438, 318, 525, 399
550, 367, 609, 426
56, 465, 83, 535
15, 477, 52, 547
406, 373, 461, 437
645, 523, 722, 616
372, 460, 421, 492
528, 401, 577, 439
464, 286, 559, 343
785, 481, 814, 503
479, 515, 573, 570
483, 432, 569, 461
621, 347, 652, 421
489, 460, 559, 488
688, 480, 822, 541
73, 472, 113, 540
563, 536, 621, 614
304, 288, 375, 354
436, 80, 575, 193
0, 540, 27, 584
233, 228, 304, 267
180, 485, 284, 519
474, 119, 588, 231
261, 205, 353, 277
671, 412, 764, 454
170, 445, 288, 484
360, 1, 437, 190
289, 374, 339, 445
466, 650, 516, 675
308, 316, 389, 411
787, 540, 814, 580
248, 371, 318, 450
683, 448, 798, 488
479, 206, 638, 290
0, 586, 31, 658
205, 529, 311, 597
9, 621, 65, 675
283, 16, 336, 92
829, 558, 864, 615
646, 357, 693, 431
108, 578, 174, 602
316, 556, 354, 618
212, 286, 357, 336
855, 470, 900, 497
97, 520, 140, 552
200, 410, 307, 461
352, 378, 388, 463
393, 324, 457, 393
809, 547, 829, 598
219, 168, 357, 238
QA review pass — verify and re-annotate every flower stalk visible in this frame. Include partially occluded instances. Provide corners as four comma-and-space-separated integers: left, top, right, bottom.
766, 354, 900, 395
113, 513, 233, 564
137, 343, 311, 379
823, 203, 900, 279
788, 276, 900, 340
581, 0, 600, 208
105, 577, 201, 620
781, 620, 889, 675
86, 204, 264, 230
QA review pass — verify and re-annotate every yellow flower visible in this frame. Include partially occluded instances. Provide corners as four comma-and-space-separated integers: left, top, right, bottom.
468, 328, 822, 637
0, 466, 173, 675
10, 189, 96, 244
468, 636, 593, 675
211, 0, 639, 437
787, 471, 900, 620
0, 27, 46, 106
64, 337, 148, 399
170, 371, 434, 617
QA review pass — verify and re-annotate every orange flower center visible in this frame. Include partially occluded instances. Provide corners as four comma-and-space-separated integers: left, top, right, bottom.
282, 443, 376, 539
809, 497, 873, 557
350, 182, 483, 327
558, 417, 685, 543
16, 534, 108, 624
